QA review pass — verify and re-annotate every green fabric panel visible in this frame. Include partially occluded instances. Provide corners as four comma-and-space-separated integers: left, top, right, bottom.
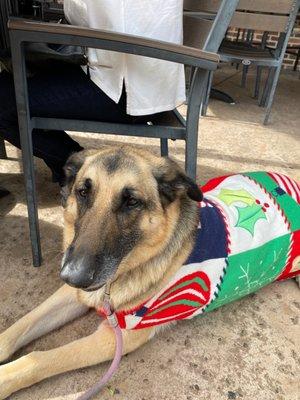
147, 299, 201, 317
244, 172, 300, 231
159, 277, 208, 301
205, 234, 290, 312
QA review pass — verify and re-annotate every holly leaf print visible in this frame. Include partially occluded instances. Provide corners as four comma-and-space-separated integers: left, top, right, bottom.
217, 188, 255, 206
235, 203, 267, 235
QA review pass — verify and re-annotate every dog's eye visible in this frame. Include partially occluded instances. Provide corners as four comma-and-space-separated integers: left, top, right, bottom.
78, 188, 88, 198
122, 195, 142, 210
126, 197, 141, 209
121, 188, 143, 211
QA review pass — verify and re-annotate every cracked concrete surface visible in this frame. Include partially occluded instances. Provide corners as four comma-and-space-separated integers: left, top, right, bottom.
0, 67, 299, 400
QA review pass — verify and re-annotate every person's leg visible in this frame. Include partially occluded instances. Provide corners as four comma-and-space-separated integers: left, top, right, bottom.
0, 70, 83, 182
27, 63, 139, 124
26, 63, 148, 179
0, 64, 145, 183
32, 130, 83, 182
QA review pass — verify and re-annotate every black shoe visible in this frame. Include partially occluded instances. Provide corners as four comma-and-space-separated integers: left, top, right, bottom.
51, 169, 66, 186
0, 187, 10, 199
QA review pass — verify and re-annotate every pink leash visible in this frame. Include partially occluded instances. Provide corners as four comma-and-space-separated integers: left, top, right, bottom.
77, 287, 123, 400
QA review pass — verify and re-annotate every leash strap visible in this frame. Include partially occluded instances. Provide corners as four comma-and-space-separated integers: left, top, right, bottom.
77, 286, 123, 400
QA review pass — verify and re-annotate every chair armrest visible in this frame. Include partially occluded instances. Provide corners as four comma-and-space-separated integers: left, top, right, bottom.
8, 18, 219, 70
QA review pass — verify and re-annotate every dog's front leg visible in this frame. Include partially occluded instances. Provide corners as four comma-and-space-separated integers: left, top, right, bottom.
0, 284, 88, 363
0, 321, 153, 399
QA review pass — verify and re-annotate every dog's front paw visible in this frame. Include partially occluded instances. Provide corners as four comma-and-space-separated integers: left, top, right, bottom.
0, 352, 40, 399
0, 334, 14, 364
0, 365, 15, 399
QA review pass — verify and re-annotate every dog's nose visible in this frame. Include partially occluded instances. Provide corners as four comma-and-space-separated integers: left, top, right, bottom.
60, 259, 94, 288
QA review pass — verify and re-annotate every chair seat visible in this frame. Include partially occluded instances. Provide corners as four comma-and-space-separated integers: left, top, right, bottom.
149, 110, 185, 128
219, 40, 278, 65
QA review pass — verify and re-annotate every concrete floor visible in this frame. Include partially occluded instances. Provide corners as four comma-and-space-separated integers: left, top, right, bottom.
0, 66, 299, 400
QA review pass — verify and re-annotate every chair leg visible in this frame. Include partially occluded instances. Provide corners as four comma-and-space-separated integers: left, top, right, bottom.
259, 67, 273, 107
241, 65, 249, 88
259, 75, 268, 107
263, 66, 281, 125
187, 66, 196, 99
21, 129, 42, 266
0, 135, 7, 159
254, 66, 262, 99
201, 71, 213, 117
185, 69, 209, 181
11, 41, 42, 267
160, 138, 168, 157
294, 48, 300, 71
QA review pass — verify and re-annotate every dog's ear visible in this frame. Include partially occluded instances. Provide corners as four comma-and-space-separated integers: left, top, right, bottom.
154, 158, 203, 207
60, 150, 94, 207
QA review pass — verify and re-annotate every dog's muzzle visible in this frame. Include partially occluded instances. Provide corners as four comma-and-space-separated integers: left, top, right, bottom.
60, 256, 95, 289
60, 247, 119, 290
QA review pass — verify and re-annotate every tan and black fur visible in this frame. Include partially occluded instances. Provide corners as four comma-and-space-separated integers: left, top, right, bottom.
0, 146, 203, 399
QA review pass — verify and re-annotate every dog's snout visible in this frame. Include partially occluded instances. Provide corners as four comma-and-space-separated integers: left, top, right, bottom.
60, 241, 122, 290
60, 257, 94, 288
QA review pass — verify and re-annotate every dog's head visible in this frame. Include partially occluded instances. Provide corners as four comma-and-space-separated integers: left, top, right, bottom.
60, 146, 202, 291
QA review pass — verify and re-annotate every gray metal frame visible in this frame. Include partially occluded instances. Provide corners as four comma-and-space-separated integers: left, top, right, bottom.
217, 0, 300, 124
9, 19, 218, 266
184, 0, 240, 116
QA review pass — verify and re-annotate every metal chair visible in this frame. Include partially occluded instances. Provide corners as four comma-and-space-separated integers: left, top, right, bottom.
1, 0, 64, 158
184, 0, 240, 115
184, 0, 240, 52
222, 28, 270, 95
8, 2, 240, 267
217, 0, 300, 124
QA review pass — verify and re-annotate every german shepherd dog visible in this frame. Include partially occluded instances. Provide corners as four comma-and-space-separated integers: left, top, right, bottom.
0, 146, 204, 398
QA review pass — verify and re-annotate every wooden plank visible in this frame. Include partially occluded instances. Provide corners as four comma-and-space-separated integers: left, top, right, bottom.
230, 12, 289, 32
185, 0, 294, 15
183, 16, 212, 49
237, 0, 294, 14
184, 11, 216, 20
184, 0, 221, 13
8, 19, 219, 63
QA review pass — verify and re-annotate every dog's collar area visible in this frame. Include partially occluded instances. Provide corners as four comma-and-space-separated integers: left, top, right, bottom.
77, 283, 123, 400
102, 283, 119, 328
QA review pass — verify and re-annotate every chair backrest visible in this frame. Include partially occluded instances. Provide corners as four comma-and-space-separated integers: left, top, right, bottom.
185, 0, 299, 35
231, 0, 298, 33
183, 0, 240, 52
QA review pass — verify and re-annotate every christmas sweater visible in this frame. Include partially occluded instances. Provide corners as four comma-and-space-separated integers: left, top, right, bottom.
99, 172, 300, 330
